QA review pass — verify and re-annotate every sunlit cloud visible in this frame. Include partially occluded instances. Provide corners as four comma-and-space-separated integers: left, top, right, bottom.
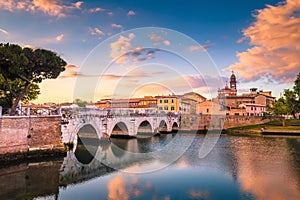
127, 10, 136, 16
55, 33, 64, 41
89, 27, 105, 36
149, 33, 170, 46
0, 0, 83, 18
226, 0, 300, 83
58, 64, 79, 78
0, 28, 8, 35
107, 11, 113, 16
188, 45, 209, 52
111, 23, 123, 29
88, 7, 105, 13
110, 33, 135, 63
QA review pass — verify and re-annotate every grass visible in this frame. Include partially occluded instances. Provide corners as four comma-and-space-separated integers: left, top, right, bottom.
226, 119, 300, 134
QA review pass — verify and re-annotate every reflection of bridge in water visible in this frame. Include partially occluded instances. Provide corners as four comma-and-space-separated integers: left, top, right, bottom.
59, 132, 178, 186
60, 108, 182, 184
61, 108, 180, 147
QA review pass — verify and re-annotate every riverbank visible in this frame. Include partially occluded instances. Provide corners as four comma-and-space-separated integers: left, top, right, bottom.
0, 148, 66, 166
225, 119, 300, 136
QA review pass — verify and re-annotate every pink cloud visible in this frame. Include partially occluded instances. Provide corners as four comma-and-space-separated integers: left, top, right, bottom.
149, 33, 170, 46
188, 45, 209, 52
111, 23, 123, 29
110, 33, 135, 63
88, 7, 105, 13
0, 0, 83, 18
89, 27, 105, 36
55, 33, 64, 41
226, 0, 300, 83
0, 28, 8, 35
127, 10, 136, 16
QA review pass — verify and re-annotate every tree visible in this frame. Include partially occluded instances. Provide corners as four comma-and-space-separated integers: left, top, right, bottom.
284, 89, 298, 118
264, 97, 288, 126
74, 98, 87, 107
0, 43, 66, 115
0, 75, 40, 114
294, 72, 300, 99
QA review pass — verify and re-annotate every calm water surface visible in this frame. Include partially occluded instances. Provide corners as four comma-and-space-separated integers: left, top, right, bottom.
1, 133, 300, 200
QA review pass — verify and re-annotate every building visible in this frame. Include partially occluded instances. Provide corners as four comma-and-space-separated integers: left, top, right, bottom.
181, 97, 197, 114
244, 103, 267, 116
198, 100, 224, 115
214, 72, 275, 116
91, 96, 157, 110
182, 92, 206, 114
182, 92, 206, 103
155, 94, 181, 113
218, 71, 237, 97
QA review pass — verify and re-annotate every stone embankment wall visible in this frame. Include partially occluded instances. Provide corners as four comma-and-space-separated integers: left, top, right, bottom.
0, 116, 64, 156
180, 114, 269, 131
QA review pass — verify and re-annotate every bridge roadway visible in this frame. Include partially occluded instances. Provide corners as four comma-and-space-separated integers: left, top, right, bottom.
61, 107, 180, 147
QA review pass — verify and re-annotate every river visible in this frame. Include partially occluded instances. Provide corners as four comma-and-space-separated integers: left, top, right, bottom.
1, 133, 300, 200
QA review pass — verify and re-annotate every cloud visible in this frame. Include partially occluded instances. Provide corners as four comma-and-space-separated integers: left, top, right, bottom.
107, 11, 113, 16
127, 10, 136, 16
225, 0, 300, 83
111, 23, 123, 29
0, 0, 83, 18
89, 27, 105, 36
55, 33, 64, 41
163, 40, 170, 46
58, 64, 79, 78
88, 7, 105, 13
188, 45, 209, 52
0, 28, 8, 35
149, 33, 170, 46
110, 33, 135, 63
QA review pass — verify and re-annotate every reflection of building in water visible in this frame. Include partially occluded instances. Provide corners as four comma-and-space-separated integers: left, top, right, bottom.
232, 137, 300, 199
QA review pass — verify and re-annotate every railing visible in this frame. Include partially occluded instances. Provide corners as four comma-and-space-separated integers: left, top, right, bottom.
0, 106, 60, 117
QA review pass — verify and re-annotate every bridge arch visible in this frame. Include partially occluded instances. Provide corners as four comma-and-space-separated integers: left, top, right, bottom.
137, 120, 153, 137
172, 122, 179, 133
71, 121, 102, 151
111, 121, 129, 137
74, 124, 99, 165
158, 119, 168, 133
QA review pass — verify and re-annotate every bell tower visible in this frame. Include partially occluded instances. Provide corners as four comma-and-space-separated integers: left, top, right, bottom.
230, 71, 237, 90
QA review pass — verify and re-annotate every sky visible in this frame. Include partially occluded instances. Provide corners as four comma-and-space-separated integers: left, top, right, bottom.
0, 0, 299, 103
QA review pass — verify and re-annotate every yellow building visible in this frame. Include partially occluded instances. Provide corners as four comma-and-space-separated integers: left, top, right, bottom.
155, 95, 181, 112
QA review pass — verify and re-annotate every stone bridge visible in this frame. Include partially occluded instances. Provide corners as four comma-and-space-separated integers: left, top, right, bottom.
61, 108, 180, 147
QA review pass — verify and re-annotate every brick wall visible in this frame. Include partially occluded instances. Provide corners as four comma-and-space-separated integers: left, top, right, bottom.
0, 116, 64, 155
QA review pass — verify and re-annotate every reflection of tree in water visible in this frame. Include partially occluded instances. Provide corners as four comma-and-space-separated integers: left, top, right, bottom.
286, 138, 300, 185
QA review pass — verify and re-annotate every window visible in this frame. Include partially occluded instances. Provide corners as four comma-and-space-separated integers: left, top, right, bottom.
160, 99, 162, 103
171, 99, 174, 103
164, 99, 168, 103
159, 107, 163, 110
234, 113, 239, 116
171, 106, 175, 111
164, 106, 168, 110
206, 108, 209, 113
